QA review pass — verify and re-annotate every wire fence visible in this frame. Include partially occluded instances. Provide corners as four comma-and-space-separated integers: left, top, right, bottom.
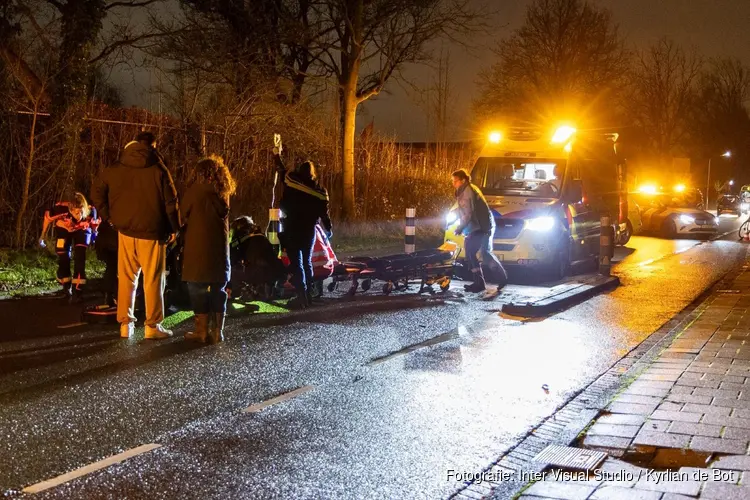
0, 106, 479, 248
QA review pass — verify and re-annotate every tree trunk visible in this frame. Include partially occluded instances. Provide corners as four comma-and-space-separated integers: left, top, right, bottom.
15, 101, 39, 249
340, 81, 358, 220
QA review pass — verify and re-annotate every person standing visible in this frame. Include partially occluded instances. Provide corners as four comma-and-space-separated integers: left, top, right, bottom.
39, 193, 100, 302
452, 169, 507, 292
274, 153, 332, 308
92, 132, 180, 339
181, 155, 236, 344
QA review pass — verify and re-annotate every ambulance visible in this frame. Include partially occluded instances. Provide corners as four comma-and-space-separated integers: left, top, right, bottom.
444, 126, 627, 278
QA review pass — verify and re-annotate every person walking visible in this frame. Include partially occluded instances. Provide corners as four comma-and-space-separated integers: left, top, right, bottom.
181, 155, 236, 344
452, 169, 507, 292
39, 192, 100, 303
92, 131, 180, 339
274, 153, 332, 309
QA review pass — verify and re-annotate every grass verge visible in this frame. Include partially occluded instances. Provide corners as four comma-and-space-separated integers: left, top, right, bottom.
0, 248, 104, 298
333, 220, 445, 253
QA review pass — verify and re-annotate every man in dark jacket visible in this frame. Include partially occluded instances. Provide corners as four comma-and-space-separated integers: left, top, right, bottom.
452, 169, 507, 292
274, 154, 332, 308
92, 132, 181, 339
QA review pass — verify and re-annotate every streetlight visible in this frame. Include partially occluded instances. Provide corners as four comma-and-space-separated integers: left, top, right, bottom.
707, 151, 732, 208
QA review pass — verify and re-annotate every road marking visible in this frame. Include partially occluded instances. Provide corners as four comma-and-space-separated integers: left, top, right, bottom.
243, 385, 315, 413
22, 443, 161, 494
57, 322, 88, 329
367, 328, 465, 366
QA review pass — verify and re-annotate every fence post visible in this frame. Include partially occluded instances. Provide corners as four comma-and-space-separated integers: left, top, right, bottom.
405, 208, 416, 254
267, 208, 281, 257
599, 214, 614, 276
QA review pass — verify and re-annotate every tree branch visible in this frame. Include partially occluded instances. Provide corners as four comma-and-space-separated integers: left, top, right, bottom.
106, 0, 161, 10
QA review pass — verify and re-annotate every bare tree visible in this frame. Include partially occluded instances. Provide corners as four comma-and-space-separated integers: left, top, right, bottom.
691, 57, 750, 165
627, 38, 702, 165
475, 0, 627, 128
315, 0, 483, 219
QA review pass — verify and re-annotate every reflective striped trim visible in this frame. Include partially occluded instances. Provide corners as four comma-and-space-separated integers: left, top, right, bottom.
405, 226, 415, 236
57, 277, 72, 284
284, 177, 328, 201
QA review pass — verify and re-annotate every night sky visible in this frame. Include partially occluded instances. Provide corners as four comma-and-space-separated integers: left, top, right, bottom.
116, 0, 750, 141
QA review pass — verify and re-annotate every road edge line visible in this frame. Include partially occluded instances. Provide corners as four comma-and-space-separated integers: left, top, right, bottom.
22, 443, 161, 494
243, 385, 315, 413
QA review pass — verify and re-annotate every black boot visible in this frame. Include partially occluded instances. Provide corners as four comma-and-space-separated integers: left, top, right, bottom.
464, 271, 486, 293
56, 283, 72, 299
288, 292, 308, 310
69, 287, 84, 304
103, 292, 117, 308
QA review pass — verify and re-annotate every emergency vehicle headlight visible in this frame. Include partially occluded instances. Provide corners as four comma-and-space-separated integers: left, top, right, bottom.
526, 216, 555, 232
674, 184, 686, 193
715, 217, 720, 225
679, 215, 695, 225
551, 126, 576, 144
446, 211, 458, 225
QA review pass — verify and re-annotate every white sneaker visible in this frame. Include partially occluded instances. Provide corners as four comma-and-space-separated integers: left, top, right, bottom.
120, 322, 134, 338
144, 324, 173, 339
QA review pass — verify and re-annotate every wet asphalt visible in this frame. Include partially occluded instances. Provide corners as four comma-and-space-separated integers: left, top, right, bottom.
0, 216, 746, 499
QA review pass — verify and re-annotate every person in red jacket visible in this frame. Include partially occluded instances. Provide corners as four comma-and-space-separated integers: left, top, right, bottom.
40, 193, 100, 302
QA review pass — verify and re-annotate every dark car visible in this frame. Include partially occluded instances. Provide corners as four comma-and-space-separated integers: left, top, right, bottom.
717, 194, 741, 216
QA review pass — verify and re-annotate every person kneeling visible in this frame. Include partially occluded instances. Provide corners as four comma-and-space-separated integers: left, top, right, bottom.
229, 216, 285, 301
181, 156, 236, 344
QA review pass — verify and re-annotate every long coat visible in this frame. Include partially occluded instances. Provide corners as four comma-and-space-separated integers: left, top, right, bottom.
180, 182, 231, 283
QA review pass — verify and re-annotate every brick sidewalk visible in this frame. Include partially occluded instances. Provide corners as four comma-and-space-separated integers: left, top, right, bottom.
519, 265, 750, 499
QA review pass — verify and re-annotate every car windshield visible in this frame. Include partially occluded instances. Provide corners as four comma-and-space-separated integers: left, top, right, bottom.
473, 157, 565, 198
651, 193, 700, 209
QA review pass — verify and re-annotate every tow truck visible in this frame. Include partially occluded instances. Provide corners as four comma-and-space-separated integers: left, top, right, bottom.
443, 125, 628, 279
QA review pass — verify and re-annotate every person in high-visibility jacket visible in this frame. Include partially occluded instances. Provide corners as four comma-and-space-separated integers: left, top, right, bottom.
273, 153, 333, 308
40, 193, 100, 302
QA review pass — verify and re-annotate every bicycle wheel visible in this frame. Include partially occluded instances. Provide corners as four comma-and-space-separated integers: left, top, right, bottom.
739, 220, 750, 241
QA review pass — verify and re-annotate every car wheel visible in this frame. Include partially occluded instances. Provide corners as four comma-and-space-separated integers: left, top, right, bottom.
618, 220, 633, 246
662, 218, 678, 239
549, 238, 572, 281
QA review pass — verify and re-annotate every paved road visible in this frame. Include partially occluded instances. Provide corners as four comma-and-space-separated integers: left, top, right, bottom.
0, 216, 745, 498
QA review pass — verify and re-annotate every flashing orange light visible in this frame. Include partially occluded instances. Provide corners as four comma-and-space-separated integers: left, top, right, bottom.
639, 184, 658, 194
488, 131, 502, 144
551, 126, 577, 144
563, 142, 573, 153
674, 184, 686, 193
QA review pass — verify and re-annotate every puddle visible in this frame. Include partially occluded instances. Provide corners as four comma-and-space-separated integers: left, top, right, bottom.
618, 446, 714, 470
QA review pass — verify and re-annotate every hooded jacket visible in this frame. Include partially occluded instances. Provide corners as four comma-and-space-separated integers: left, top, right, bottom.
276, 157, 332, 234
455, 181, 494, 235
92, 141, 180, 241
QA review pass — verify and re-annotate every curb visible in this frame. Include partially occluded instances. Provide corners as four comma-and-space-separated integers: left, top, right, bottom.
451, 260, 742, 500
501, 275, 620, 318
